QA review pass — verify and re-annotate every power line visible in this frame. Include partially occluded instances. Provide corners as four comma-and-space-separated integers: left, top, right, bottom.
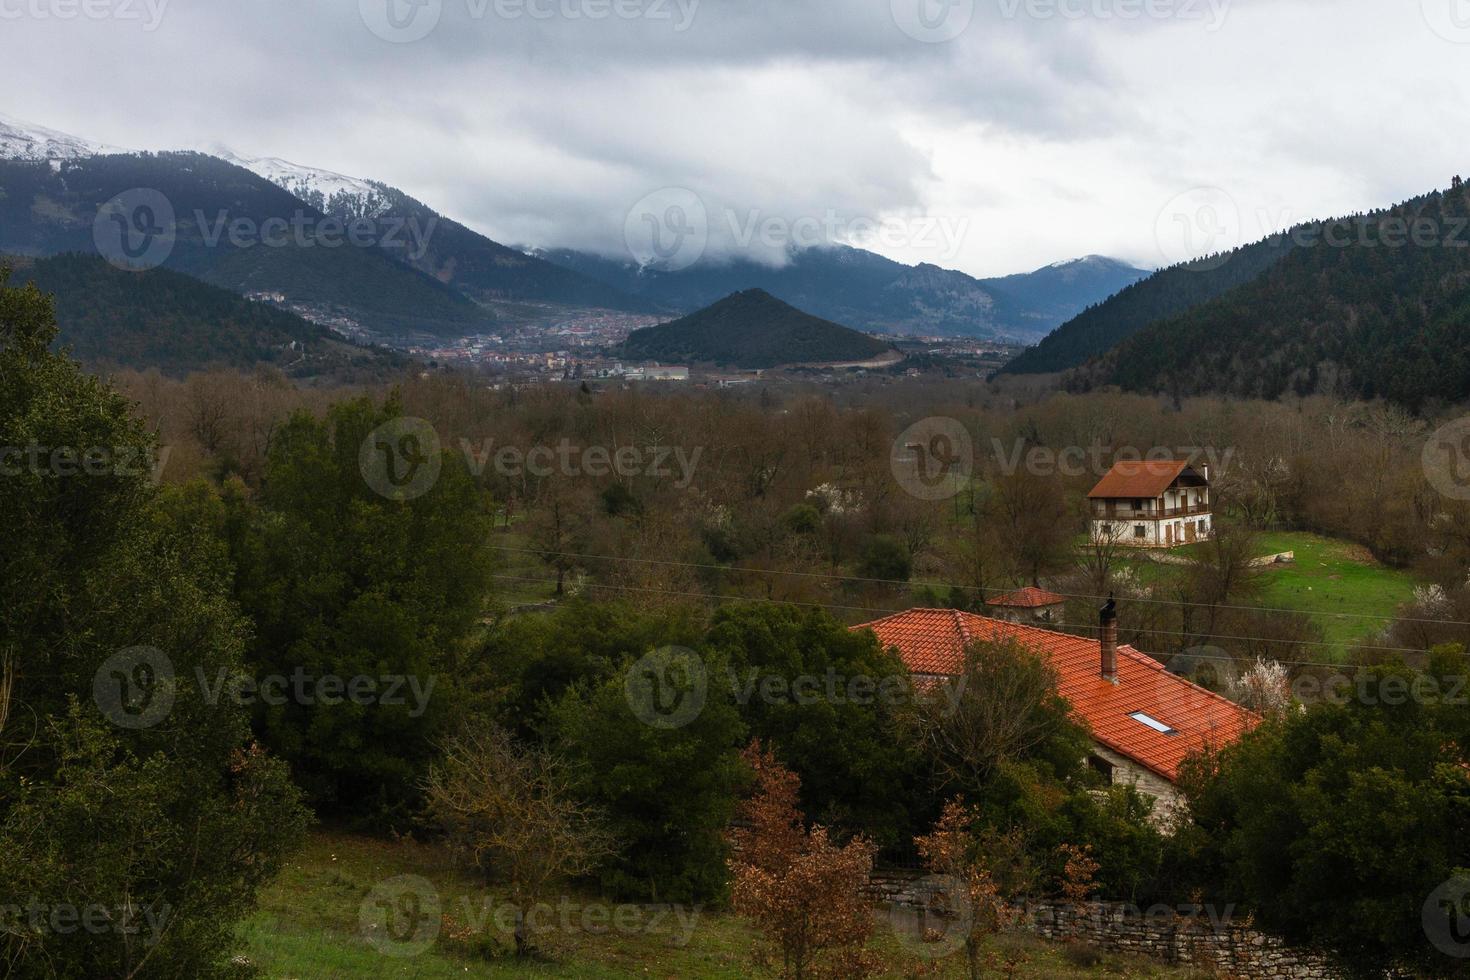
489, 545, 1462, 629
488, 574, 1443, 663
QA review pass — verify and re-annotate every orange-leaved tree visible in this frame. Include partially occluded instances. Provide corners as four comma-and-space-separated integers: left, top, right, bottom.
913, 797, 1023, 980
728, 741, 879, 980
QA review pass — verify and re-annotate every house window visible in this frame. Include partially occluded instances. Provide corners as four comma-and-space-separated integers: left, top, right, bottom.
1129, 711, 1177, 735
1134, 525, 1146, 538
1088, 755, 1115, 785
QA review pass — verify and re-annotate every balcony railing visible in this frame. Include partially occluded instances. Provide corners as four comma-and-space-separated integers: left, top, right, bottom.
1091, 503, 1211, 520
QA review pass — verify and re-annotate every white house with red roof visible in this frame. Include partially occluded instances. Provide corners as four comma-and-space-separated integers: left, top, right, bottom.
1088, 459, 1212, 549
985, 586, 1066, 625
852, 604, 1256, 817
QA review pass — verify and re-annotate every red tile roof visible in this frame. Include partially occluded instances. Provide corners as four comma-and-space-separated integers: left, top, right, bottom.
1087, 459, 1193, 500
852, 609, 1256, 782
987, 586, 1065, 609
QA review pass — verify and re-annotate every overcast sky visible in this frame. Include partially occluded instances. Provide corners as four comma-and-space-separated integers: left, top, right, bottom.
5, 0, 1468, 276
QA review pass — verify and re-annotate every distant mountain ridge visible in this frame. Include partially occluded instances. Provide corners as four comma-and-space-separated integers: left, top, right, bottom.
620, 288, 894, 368
1001, 239, 1296, 375
7, 252, 405, 379
537, 245, 1148, 341
0, 151, 495, 338
1069, 181, 1470, 410
205, 144, 655, 313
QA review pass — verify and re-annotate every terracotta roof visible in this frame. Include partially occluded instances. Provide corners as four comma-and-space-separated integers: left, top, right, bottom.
1087, 459, 1193, 500
987, 586, 1065, 609
852, 609, 1257, 782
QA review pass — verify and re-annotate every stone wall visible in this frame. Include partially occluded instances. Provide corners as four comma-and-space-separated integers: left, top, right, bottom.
1031, 901, 1345, 979
866, 869, 1357, 980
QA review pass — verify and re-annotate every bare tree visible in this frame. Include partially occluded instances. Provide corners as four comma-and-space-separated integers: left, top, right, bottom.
422, 722, 615, 956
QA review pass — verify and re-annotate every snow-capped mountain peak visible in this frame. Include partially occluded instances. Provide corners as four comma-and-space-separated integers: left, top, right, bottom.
200, 143, 393, 219
0, 113, 131, 161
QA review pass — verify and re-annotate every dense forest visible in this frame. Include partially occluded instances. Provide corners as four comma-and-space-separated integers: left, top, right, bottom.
8, 253, 405, 379
1001, 236, 1296, 375
1075, 185, 1470, 411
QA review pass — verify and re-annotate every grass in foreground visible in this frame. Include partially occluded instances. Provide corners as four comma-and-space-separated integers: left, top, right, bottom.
240, 832, 1209, 979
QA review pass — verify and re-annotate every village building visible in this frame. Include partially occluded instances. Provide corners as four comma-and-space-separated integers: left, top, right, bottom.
853, 605, 1256, 819
1088, 459, 1212, 549
985, 586, 1066, 624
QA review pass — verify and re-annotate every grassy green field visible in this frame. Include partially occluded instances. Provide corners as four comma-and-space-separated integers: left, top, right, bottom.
1127, 530, 1419, 656
1249, 531, 1419, 652
238, 833, 1208, 979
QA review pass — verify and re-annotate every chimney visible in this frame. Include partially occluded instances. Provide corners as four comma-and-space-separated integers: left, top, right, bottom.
1099, 595, 1118, 683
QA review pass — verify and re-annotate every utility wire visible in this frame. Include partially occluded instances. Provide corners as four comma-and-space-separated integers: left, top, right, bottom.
488, 574, 1446, 664
489, 545, 1464, 629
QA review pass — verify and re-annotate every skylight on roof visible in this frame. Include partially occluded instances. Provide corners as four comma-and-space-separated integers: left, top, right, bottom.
1128, 711, 1177, 735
